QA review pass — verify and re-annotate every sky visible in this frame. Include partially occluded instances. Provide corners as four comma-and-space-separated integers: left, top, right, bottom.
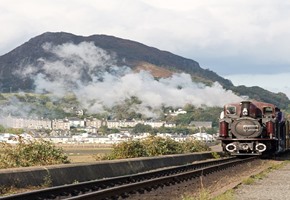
1, 0, 290, 98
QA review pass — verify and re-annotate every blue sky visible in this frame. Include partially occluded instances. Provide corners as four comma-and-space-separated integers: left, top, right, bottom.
1, 0, 290, 98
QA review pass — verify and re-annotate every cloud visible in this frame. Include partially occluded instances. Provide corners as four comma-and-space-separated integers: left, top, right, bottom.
0, 95, 36, 117
16, 42, 242, 117
2, 0, 289, 111
2, 0, 290, 77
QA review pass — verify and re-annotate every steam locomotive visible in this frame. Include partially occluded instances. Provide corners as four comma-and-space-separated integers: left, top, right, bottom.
218, 100, 290, 155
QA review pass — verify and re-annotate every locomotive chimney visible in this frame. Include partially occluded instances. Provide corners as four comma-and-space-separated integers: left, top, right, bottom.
241, 101, 251, 117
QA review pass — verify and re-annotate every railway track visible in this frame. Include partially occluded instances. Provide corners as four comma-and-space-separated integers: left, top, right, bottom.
0, 156, 256, 200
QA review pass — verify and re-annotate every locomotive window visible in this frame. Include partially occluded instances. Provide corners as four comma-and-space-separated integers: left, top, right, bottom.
263, 107, 273, 115
226, 106, 236, 114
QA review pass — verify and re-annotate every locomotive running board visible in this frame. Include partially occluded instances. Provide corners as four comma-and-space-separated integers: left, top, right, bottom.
219, 138, 278, 141
231, 153, 262, 156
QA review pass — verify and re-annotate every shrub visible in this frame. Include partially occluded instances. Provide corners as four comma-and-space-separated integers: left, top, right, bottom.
182, 139, 211, 153
105, 140, 148, 159
101, 136, 210, 160
0, 139, 70, 169
142, 136, 183, 156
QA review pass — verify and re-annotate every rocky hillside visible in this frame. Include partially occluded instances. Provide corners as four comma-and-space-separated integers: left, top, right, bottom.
0, 32, 289, 108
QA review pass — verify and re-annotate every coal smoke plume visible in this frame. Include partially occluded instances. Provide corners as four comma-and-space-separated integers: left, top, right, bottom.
15, 42, 242, 117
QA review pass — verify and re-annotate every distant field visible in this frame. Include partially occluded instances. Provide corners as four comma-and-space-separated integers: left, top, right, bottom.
56, 144, 113, 163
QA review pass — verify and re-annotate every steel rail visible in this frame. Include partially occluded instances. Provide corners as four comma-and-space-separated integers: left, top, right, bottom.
66, 157, 256, 200
0, 156, 256, 200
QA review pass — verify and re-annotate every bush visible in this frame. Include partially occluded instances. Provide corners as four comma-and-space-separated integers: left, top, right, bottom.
142, 136, 183, 156
0, 139, 70, 169
182, 139, 211, 153
105, 140, 148, 159
101, 136, 210, 160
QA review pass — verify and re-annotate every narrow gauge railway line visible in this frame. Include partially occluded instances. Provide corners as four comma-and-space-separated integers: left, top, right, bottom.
0, 157, 256, 200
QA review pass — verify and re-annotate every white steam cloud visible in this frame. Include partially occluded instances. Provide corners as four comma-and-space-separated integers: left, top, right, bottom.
19, 42, 242, 117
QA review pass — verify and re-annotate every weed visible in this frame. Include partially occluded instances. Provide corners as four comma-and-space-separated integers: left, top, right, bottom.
242, 176, 255, 185
211, 152, 221, 159
42, 174, 52, 187
213, 189, 235, 200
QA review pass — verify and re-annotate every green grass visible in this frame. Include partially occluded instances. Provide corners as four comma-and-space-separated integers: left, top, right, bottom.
181, 189, 211, 200
212, 190, 235, 200
242, 162, 286, 185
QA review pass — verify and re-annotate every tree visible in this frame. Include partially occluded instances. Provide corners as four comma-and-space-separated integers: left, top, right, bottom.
98, 126, 109, 135
132, 123, 153, 134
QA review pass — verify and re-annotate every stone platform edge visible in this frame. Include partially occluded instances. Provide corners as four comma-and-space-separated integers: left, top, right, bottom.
0, 152, 220, 188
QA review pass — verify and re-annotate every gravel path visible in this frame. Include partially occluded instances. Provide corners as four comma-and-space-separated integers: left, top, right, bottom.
234, 162, 290, 200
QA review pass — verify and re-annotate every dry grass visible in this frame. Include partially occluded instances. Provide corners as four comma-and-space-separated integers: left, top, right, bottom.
67, 155, 97, 163
57, 144, 113, 163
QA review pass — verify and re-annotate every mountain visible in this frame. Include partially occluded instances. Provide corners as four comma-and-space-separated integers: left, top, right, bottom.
0, 32, 289, 109
0, 32, 232, 91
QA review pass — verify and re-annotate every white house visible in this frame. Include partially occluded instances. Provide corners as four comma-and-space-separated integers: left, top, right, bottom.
192, 132, 215, 142
168, 108, 187, 116
68, 118, 85, 128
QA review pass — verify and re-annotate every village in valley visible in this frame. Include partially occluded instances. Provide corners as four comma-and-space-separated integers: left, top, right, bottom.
0, 108, 216, 144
